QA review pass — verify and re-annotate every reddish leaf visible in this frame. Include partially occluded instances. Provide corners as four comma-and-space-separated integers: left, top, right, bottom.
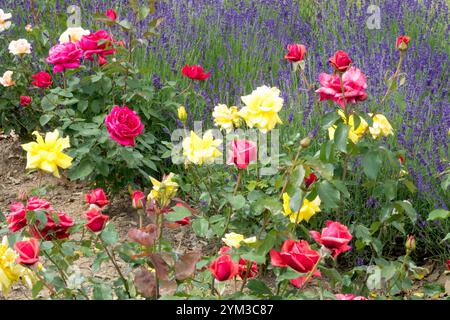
160, 279, 177, 296
175, 251, 201, 280
128, 224, 158, 246
148, 253, 170, 281
134, 267, 156, 298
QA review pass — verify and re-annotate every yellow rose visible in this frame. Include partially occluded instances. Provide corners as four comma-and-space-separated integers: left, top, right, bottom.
239, 85, 283, 133
212, 104, 241, 133
177, 106, 187, 123
59, 27, 90, 44
328, 110, 368, 144
0, 237, 35, 296
148, 172, 179, 205
182, 130, 222, 165
222, 233, 256, 248
368, 114, 394, 138
0, 9, 12, 32
0, 70, 15, 87
21, 129, 73, 178
8, 39, 32, 55
283, 193, 321, 223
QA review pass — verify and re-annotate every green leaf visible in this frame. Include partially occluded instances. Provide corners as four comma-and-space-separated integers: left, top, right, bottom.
41, 94, 59, 111
395, 201, 418, 223
289, 165, 305, 189
227, 194, 246, 210
317, 180, 340, 209
192, 218, 209, 238
69, 158, 94, 180
277, 269, 305, 282
441, 233, 450, 242
32, 281, 44, 298
165, 205, 191, 222
334, 123, 350, 153
39, 114, 53, 126
101, 223, 119, 245
362, 150, 383, 180
241, 252, 266, 264
247, 279, 272, 295
257, 230, 277, 256
321, 111, 341, 129
93, 283, 113, 300
427, 209, 450, 221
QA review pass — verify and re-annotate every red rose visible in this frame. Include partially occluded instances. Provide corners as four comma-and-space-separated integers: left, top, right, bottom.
270, 239, 321, 288
84, 208, 109, 232
396, 35, 410, 50
77, 30, 115, 65
315, 67, 367, 108
284, 44, 307, 63
270, 239, 321, 273
105, 105, 144, 146
26, 196, 52, 212
328, 50, 352, 72
29, 211, 73, 240
209, 254, 239, 281
31, 71, 52, 88
53, 211, 74, 239
181, 65, 210, 81
6, 202, 27, 232
85, 188, 110, 208
20, 95, 32, 106
131, 190, 145, 209
238, 258, 258, 280
335, 294, 368, 300
226, 139, 257, 169
447, 259, 450, 270
304, 173, 317, 188
14, 238, 40, 266
106, 9, 117, 21
310, 221, 352, 257
398, 155, 405, 165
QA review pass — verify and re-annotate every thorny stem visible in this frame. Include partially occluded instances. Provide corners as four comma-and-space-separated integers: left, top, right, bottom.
298, 256, 322, 291
279, 144, 304, 199
239, 261, 252, 293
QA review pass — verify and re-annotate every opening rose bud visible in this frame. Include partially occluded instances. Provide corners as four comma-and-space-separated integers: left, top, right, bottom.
227, 139, 257, 170
209, 253, 239, 281
85, 188, 110, 209
405, 235, 416, 252
284, 44, 307, 63
131, 190, 145, 209
396, 35, 410, 50
14, 238, 40, 266
328, 50, 352, 72
178, 106, 187, 123
20, 96, 32, 106
304, 172, 318, 188
84, 208, 109, 232
106, 9, 117, 21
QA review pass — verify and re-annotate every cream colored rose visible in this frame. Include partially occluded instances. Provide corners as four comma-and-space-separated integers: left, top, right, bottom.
59, 27, 90, 44
0, 9, 12, 32
8, 39, 32, 55
0, 71, 15, 87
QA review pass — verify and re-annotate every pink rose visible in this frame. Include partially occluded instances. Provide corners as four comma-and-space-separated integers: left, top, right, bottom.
14, 238, 40, 266
309, 221, 352, 258
77, 30, 115, 65
131, 190, 145, 209
85, 188, 110, 209
315, 67, 367, 108
226, 140, 257, 169
26, 196, 53, 212
46, 42, 83, 73
106, 9, 117, 21
105, 105, 144, 146
284, 44, 307, 62
335, 294, 368, 300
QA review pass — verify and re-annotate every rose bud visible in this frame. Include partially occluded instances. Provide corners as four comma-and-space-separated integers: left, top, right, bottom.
304, 173, 318, 188
209, 253, 239, 281
329, 50, 352, 72
300, 136, 311, 148
396, 35, 410, 51
178, 106, 187, 123
31, 71, 52, 88
405, 235, 416, 252
14, 238, 40, 266
85, 188, 109, 209
284, 44, 307, 63
226, 139, 257, 170
106, 9, 117, 21
84, 208, 109, 232
20, 95, 32, 106
398, 155, 405, 165
131, 190, 145, 209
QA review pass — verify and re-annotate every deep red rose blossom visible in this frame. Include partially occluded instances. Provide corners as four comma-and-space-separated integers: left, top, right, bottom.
84, 208, 109, 232
209, 253, 239, 281
328, 50, 352, 72
396, 35, 410, 50
31, 71, 52, 88
85, 188, 110, 208
105, 105, 144, 146
181, 65, 210, 80
309, 221, 352, 257
284, 44, 307, 62
304, 173, 318, 188
20, 96, 32, 106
